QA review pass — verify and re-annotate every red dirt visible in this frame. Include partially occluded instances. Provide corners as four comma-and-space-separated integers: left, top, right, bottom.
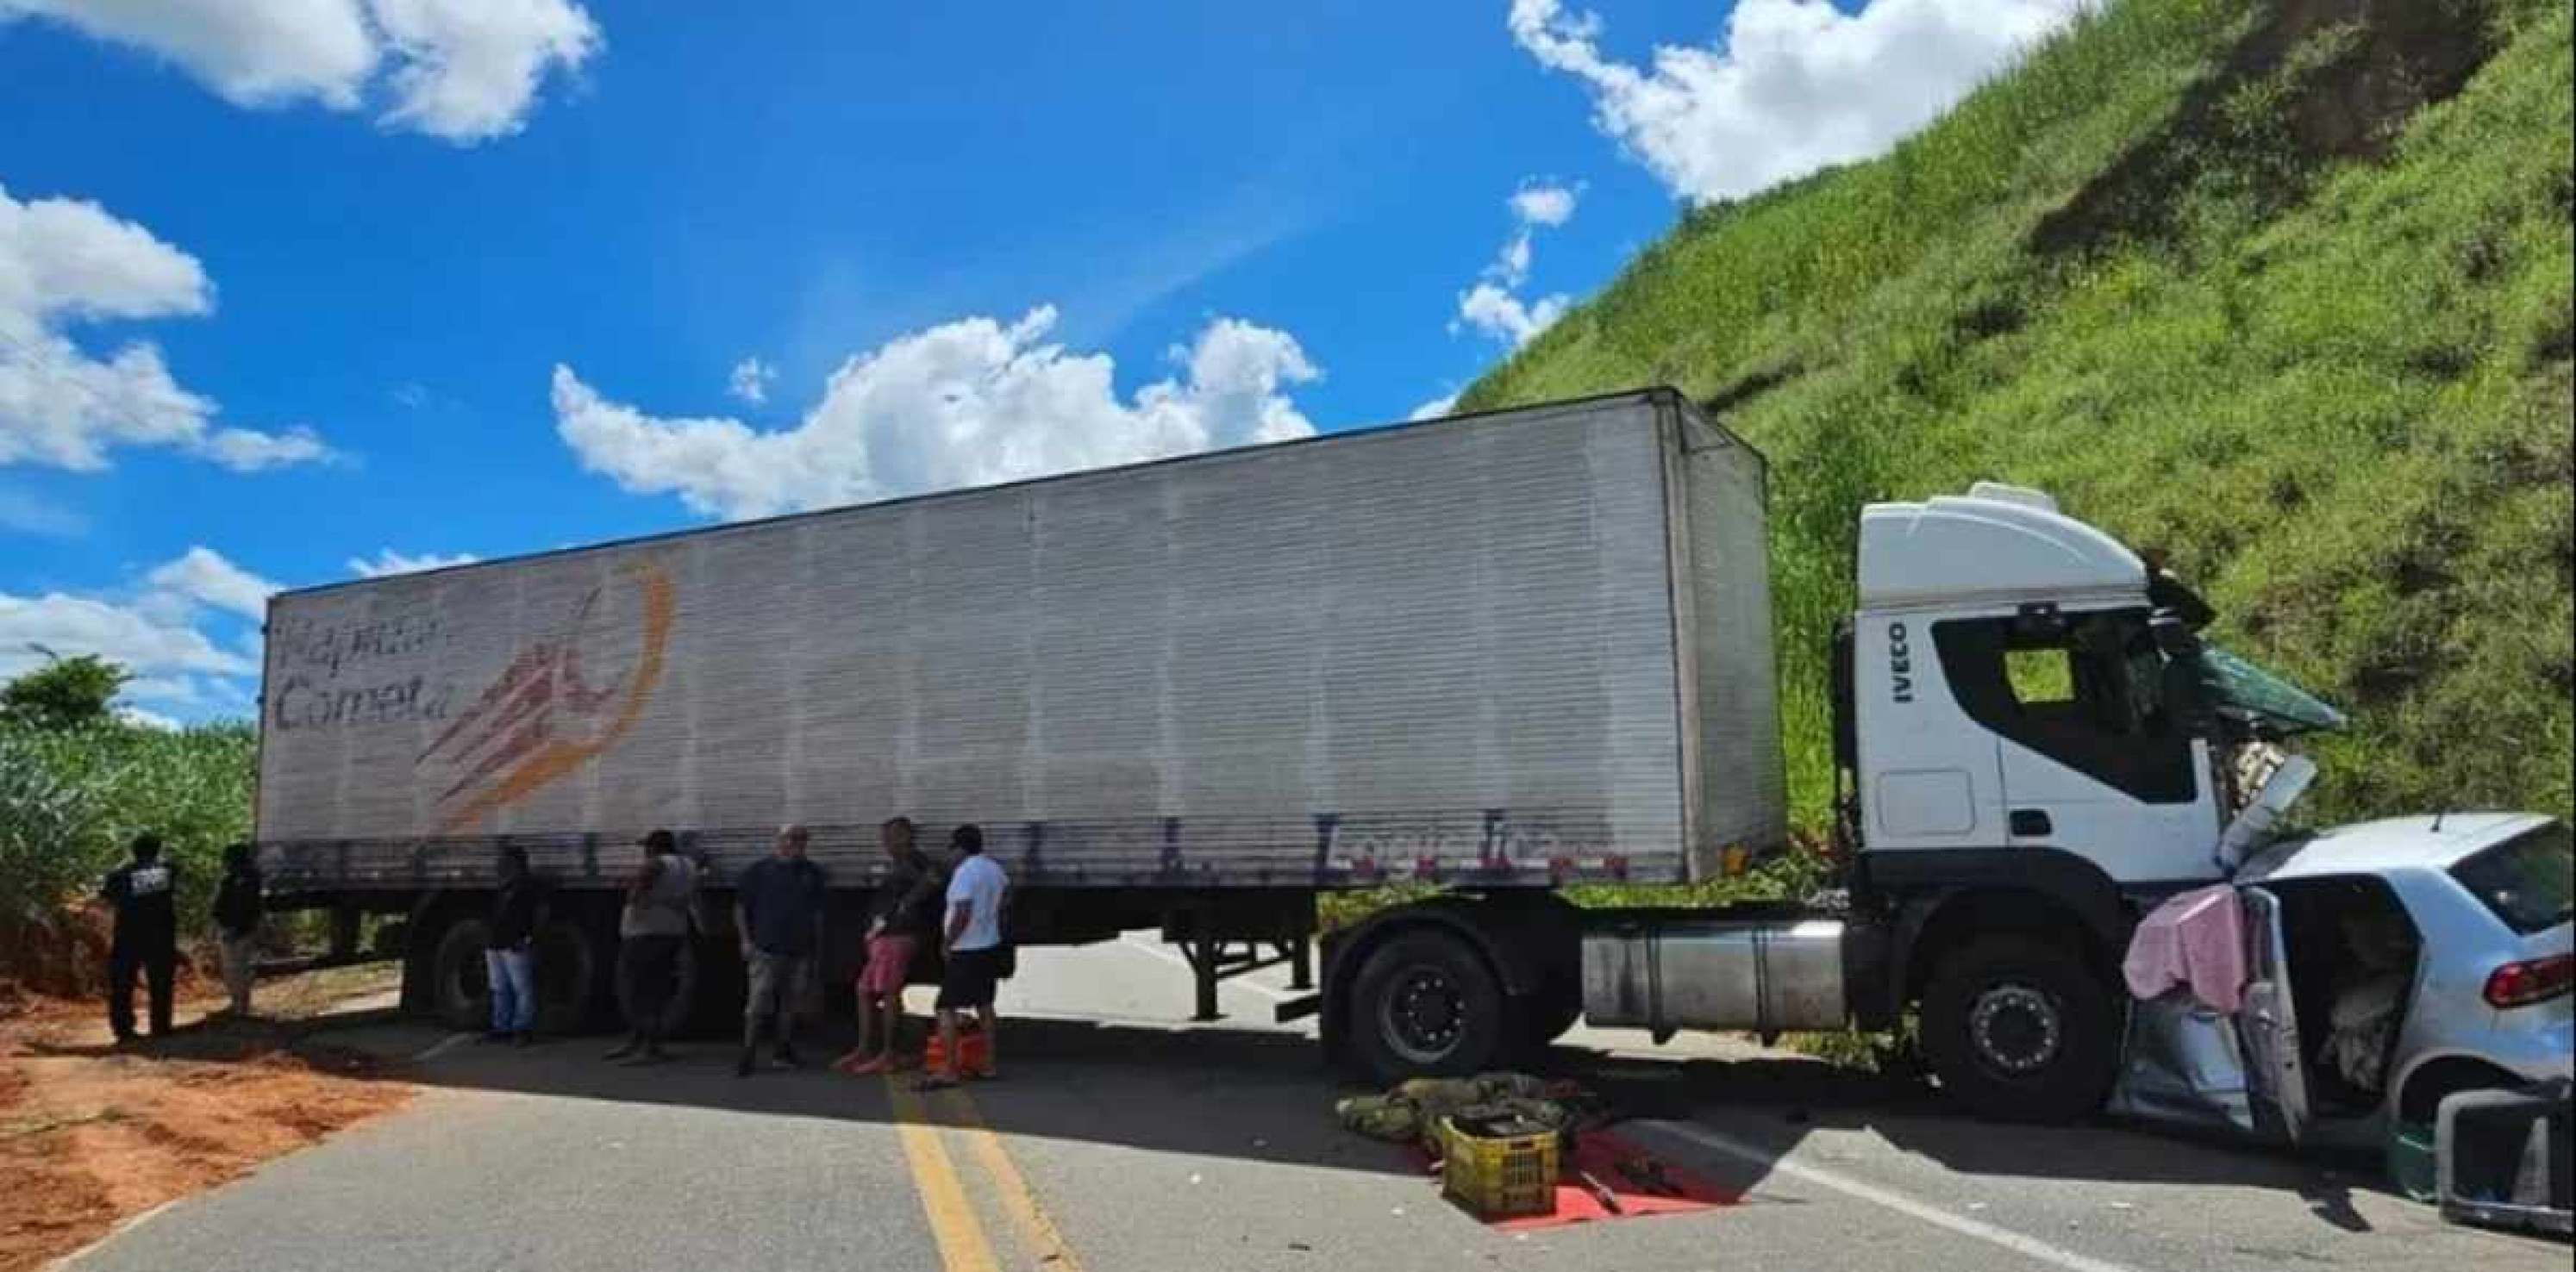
0, 978, 410, 1272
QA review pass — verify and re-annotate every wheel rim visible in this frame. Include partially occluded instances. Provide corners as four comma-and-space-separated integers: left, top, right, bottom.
1967, 982, 2062, 1076
1379, 964, 1467, 1065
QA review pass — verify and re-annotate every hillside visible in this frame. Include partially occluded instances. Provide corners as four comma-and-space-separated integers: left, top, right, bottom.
1462, 0, 2574, 829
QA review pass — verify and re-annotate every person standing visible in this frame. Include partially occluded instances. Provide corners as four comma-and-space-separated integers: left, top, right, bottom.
485, 845, 547, 1046
838, 817, 941, 1076
101, 833, 178, 1043
209, 843, 264, 1019
605, 829, 696, 1065
919, 824, 1007, 1090
734, 825, 828, 1076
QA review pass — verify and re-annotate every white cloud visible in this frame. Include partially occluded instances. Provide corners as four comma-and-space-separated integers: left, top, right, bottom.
1509, 183, 1579, 228
116, 703, 180, 731
145, 546, 278, 620
1509, 0, 2083, 203
0, 0, 600, 144
726, 356, 775, 406
555, 308, 1322, 521
1453, 180, 1580, 349
1409, 393, 1460, 421
0, 483, 86, 537
1456, 283, 1569, 349
369, 0, 602, 142
0, 545, 275, 722
348, 547, 478, 577
0, 184, 337, 472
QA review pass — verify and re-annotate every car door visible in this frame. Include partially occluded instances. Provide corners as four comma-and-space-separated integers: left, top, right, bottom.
2239, 886, 2310, 1143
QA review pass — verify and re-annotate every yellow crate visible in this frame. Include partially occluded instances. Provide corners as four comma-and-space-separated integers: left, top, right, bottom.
1438, 1115, 1560, 1218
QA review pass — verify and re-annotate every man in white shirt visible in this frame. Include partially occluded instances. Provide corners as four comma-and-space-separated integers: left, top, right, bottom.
919, 824, 1007, 1089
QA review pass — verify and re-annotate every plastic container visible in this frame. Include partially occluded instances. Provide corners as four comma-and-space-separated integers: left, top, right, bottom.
2385, 1120, 2439, 1203
2437, 1084, 2573, 1237
1438, 1114, 1560, 1219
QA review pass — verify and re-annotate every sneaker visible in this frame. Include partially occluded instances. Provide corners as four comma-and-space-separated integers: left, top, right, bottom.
618, 1048, 668, 1067
773, 1046, 803, 1069
511, 1032, 535, 1049
602, 1040, 641, 1062
735, 1049, 756, 1077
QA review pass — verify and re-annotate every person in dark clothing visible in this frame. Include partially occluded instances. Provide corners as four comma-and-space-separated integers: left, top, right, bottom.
102, 833, 178, 1042
210, 843, 265, 1018
606, 828, 697, 1065
734, 825, 828, 1076
485, 845, 547, 1045
837, 816, 942, 1076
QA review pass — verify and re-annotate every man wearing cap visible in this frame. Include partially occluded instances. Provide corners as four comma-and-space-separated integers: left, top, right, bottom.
733, 825, 828, 1076
605, 829, 696, 1064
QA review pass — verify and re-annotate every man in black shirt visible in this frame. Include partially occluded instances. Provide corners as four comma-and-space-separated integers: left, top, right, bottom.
734, 825, 828, 1076
485, 845, 547, 1045
101, 833, 178, 1042
210, 843, 264, 1018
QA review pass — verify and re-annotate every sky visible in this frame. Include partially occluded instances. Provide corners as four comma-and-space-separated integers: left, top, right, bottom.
0, 0, 2081, 726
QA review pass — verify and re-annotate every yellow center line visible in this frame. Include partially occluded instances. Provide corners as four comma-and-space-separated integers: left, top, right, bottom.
946, 1088, 1090, 1272
887, 1075, 1002, 1272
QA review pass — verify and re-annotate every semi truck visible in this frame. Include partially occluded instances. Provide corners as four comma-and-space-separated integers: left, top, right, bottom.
253, 387, 2410, 1123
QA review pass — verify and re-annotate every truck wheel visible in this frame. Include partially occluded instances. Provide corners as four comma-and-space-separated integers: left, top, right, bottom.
1349, 929, 1505, 1084
1920, 935, 2118, 1124
429, 917, 495, 1032
530, 919, 597, 1035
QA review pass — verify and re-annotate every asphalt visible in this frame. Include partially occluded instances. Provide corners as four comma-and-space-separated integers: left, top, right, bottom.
66, 938, 2571, 1272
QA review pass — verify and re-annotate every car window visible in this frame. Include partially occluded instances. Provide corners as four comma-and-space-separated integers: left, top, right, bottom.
2451, 823, 2575, 935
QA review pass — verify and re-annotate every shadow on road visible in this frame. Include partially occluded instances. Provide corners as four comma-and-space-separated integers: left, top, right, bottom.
253, 1003, 2407, 1234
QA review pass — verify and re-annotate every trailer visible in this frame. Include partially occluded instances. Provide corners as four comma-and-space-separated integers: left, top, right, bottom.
254, 389, 1783, 1060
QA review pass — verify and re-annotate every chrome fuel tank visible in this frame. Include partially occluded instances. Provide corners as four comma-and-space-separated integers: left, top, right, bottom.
1581, 916, 1849, 1034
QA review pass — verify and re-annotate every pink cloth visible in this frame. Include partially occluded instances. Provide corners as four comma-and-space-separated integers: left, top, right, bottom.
2123, 885, 2248, 1013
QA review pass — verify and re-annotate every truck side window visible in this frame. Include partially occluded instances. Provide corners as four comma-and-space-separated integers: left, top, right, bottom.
1933, 610, 2198, 803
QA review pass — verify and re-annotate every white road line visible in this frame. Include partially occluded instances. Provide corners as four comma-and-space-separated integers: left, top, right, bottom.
53, 1197, 182, 1269
407, 1031, 478, 1063
1643, 1121, 2144, 1272
1114, 934, 1299, 1003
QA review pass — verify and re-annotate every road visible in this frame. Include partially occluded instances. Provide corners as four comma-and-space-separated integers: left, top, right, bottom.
65, 937, 2566, 1272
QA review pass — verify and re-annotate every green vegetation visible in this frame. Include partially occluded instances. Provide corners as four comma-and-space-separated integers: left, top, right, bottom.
0, 659, 255, 972
1465, 0, 2574, 832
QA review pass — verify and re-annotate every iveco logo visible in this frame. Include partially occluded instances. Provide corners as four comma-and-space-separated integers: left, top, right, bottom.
1889, 621, 1915, 703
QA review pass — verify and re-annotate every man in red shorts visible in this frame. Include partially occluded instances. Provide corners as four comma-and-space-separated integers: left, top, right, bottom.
837, 817, 941, 1075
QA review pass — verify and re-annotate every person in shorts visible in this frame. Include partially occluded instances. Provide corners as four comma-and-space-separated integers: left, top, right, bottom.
839, 817, 941, 1076
734, 824, 827, 1076
918, 824, 1006, 1089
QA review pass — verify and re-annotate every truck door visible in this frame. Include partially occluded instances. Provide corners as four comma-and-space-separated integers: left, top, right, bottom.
2239, 886, 2311, 1143
1929, 608, 2220, 882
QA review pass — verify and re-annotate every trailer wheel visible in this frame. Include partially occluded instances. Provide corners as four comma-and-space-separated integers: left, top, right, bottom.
1920, 934, 2118, 1124
1349, 929, 1505, 1084
429, 917, 495, 1032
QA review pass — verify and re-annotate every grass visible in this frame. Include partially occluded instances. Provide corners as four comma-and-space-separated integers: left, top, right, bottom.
1462, 0, 2574, 837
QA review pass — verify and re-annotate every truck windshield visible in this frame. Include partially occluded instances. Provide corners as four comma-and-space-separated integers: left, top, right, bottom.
2452, 823, 2575, 935
2193, 644, 2347, 735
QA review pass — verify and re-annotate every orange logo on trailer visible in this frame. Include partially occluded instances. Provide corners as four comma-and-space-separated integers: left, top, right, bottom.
420, 558, 675, 832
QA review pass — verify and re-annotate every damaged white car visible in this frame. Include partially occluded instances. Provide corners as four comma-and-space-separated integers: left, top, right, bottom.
2114, 812, 2573, 1150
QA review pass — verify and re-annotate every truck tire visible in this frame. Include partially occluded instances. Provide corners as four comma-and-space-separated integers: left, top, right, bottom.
429, 917, 495, 1032
1348, 929, 1505, 1084
1920, 934, 2119, 1124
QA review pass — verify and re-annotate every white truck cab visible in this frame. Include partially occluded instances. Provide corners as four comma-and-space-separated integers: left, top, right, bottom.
1850, 483, 2223, 883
